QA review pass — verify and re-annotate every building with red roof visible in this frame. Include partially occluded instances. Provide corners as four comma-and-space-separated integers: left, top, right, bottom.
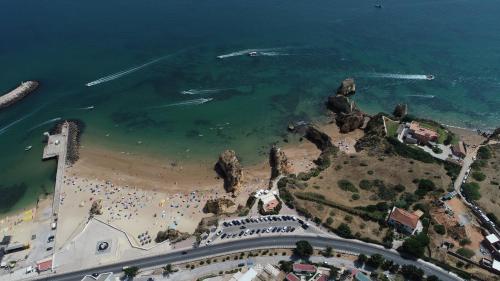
388, 207, 422, 234
36, 259, 52, 272
408, 121, 438, 144
293, 263, 317, 274
285, 273, 301, 281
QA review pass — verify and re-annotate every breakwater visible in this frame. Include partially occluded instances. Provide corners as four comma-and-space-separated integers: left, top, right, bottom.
0, 81, 39, 109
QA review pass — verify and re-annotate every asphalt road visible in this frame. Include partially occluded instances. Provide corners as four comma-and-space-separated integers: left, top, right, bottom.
30, 235, 461, 281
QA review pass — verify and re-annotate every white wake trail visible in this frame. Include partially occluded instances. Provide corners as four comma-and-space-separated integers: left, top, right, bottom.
149, 98, 214, 109
216, 48, 286, 59
366, 73, 430, 80
28, 117, 62, 131
0, 105, 46, 135
85, 56, 167, 87
406, 94, 435, 98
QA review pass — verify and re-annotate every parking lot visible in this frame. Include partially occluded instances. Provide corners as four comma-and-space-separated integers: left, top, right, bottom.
203, 215, 313, 246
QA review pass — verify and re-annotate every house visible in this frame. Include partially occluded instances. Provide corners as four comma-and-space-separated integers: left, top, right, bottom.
260, 193, 279, 212
484, 234, 500, 258
387, 207, 423, 235
451, 141, 466, 158
293, 263, 317, 275
493, 260, 500, 274
408, 122, 438, 144
285, 273, 301, 281
36, 259, 52, 272
81, 272, 115, 281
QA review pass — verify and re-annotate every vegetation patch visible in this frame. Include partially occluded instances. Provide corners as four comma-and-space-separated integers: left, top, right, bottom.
337, 179, 358, 193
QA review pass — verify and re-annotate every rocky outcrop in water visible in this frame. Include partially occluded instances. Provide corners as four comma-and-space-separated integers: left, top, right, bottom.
327, 78, 366, 133
215, 150, 243, 193
270, 145, 290, 179
336, 78, 356, 97
0, 81, 39, 110
202, 198, 235, 215
393, 103, 408, 119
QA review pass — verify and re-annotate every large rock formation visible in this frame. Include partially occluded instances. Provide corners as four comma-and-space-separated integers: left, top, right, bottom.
215, 150, 243, 193
336, 78, 356, 97
393, 103, 408, 119
89, 199, 103, 216
202, 198, 235, 215
327, 78, 366, 133
270, 145, 290, 179
305, 125, 334, 151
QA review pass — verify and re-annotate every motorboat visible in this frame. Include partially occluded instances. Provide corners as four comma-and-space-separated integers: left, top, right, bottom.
248, 51, 258, 57
374, 4, 382, 8
25, 145, 32, 151
426, 74, 435, 80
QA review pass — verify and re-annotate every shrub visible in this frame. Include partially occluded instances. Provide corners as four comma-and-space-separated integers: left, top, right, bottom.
456, 248, 474, 258
336, 223, 352, 238
359, 179, 372, 190
415, 179, 436, 197
459, 238, 471, 246
471, 171, 486, 181
432, 146, 443, 154
338, 180, 358, 193
326, 217, 334, 225
462, 182, 481, 201
433, 224, 446, 235
351, 193, 360, 200
393, 184, 406, 193
367, 170, 374, 175
401, 265, 424, 281
477, 146, 492, 159
366, 254, 385, 268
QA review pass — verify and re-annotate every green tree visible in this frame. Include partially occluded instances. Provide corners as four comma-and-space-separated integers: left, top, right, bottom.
366, 254, 385, 268
462, 182, 481, 201
433, 224, 446, 235
471, 171, 486, 181
294, 240, 313, 259
326, 217, 334, 225
427, 275, 441, 281
357, 254, 368, 264
477, 146, 492, 159
456, 247, 475, 258
279, 260, 293, 272
401, 264, 424, 281
162, 264, 175, 276
399, 233, 430, 258
123, 266, 139, 278
323, 246, 333, 257
336, 223, 352, 238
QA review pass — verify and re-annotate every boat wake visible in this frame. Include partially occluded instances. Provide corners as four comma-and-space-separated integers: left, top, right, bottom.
85, 56, 167, 87
28, 117, 62, 131
150, 98, 214, 109
0, 105, 45, 135
180, 88, 231, 95
216, 48, 288, 59
366, 73, 431, 80
406, 94, 435, 99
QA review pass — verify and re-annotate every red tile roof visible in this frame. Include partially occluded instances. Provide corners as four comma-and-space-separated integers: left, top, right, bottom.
36, 259, 52, 272
286, 273, 301, 281
316, 274, 328, 281
389, 207, 419, 229
293, 263, 317, 272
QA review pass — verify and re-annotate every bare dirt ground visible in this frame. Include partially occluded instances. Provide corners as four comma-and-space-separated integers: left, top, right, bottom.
476, 143, 500, 218
303, 152, 452, 207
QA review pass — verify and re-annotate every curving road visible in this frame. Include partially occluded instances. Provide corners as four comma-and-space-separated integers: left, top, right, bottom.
29, 235, 461, 281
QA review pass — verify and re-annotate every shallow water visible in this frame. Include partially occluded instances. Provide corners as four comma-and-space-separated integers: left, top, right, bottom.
1, 0, 499, 213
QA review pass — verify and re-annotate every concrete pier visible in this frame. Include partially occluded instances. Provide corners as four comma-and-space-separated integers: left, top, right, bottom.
43, 122, 69, 218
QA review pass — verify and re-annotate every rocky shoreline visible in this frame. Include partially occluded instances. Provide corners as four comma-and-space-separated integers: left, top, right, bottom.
0, 81, 39, 109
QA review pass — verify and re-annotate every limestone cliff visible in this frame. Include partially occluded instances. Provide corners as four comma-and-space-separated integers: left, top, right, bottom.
305, 125, 334, 151
327, 78, 366, 133
393, 103, 408, 119
270, 145, 290, 179
215, 150, 243, 193
202, 198, 235, 215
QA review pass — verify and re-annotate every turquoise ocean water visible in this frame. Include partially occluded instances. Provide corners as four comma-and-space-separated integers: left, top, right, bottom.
1, 0, 499, 213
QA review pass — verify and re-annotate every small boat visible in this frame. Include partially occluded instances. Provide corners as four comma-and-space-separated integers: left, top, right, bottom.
25, 145, 32, 151
426, 74, 435, 80
374, 4, 383, 8
248, 51, 258, 57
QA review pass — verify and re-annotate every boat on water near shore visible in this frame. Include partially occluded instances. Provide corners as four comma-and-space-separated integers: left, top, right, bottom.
374, 4, 383, 8
248, 51, 258, 57
0, 81, 39, 110
426, 74, 435, 80
25, 145, 32, 151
